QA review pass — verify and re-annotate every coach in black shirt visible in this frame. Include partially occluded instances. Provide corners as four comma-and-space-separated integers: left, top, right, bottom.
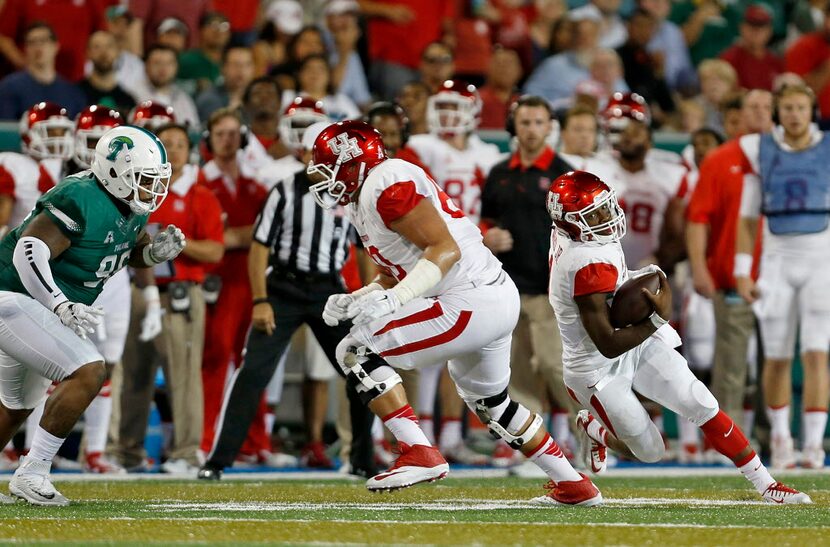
481, 95, 579, 427
198, 122, 376, 480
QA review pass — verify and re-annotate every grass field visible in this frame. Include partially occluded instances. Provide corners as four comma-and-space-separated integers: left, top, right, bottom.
1, 468, 828, 546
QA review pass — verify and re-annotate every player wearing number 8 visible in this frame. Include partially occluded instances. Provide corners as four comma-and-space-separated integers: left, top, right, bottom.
0, 125, 184, 505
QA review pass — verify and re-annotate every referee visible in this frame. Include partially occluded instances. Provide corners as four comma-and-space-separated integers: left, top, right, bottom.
198, 122, 376, 479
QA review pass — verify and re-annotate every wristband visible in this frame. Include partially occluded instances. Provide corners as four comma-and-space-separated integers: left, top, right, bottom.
733, 253, 753, 278
252, 297, 269, 306
391, 259, 443, 306
649, 311, 668, 329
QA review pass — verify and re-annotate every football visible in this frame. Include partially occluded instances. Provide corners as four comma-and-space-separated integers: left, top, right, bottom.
608, 272, 661, 328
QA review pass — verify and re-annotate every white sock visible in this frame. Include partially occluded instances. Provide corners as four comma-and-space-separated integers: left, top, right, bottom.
802, 409, 828, 449
739, 454, 775, 494
766, 405, 791, 440
383, 405, 431, 448
24, 403, 45, 450
28, 426, 65, 463
264, 412, 276, 437
439, 419, 462, 451
551, 411, 571, 447
420, 416, 435, 445
743, 407, 755, 440
678, 417, 699, 448
84, 384, 112, 454
528, 433, 582, 482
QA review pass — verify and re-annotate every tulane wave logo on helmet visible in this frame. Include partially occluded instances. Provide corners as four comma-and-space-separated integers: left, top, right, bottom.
106, 136, 135, 161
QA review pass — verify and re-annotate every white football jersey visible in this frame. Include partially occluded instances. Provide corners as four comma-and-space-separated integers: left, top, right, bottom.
406, 133, 503, 224
606, 158, 687, 267
348, 158, 503, 294
557, 150, 618, 188
0, 153, 62, 229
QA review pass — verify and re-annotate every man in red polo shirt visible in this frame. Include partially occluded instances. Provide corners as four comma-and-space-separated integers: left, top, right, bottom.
720, 4, 783, 91
685, 88, 772, 428
786, 3, 830, 118
199, 107, 275, 463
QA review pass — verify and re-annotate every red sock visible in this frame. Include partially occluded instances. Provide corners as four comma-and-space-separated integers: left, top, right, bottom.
700, 410, 754, 467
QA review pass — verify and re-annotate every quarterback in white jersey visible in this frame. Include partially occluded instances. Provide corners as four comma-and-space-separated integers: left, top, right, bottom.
735, 84, 830, 470
308, 120, 601, 505
405, 80, 503, 224
547, 170, 810, 504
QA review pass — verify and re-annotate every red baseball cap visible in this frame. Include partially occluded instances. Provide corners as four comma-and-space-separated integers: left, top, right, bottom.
744, 4, 772, 26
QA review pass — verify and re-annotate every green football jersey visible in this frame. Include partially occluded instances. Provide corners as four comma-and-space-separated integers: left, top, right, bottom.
0, 172, 148, 305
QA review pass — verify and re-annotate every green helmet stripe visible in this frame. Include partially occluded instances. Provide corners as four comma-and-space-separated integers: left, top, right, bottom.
129, 124, 168, 163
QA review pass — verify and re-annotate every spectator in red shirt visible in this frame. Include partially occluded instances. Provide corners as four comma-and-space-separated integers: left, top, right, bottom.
361, 0, 455, 99
478, 46, 523, 130
786, 3, 830, 118
720, 4, 783, 91
130, 0, 210, 51
0, 0, 106, 82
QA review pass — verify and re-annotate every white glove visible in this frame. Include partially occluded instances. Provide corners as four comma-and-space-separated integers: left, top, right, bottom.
322, 293, 356, 327
347, 290, 401, 326
139, 286, 164, 342
148, 225, 186, 263
54, 301, 105, 339
630, 264, 664, 279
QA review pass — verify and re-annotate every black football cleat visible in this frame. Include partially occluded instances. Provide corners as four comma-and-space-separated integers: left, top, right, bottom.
197, 464, 223, 480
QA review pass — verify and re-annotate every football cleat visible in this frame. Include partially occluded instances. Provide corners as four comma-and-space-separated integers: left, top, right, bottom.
442, 442, 491, 466
160, 458, 199, 475
762, 482, 813, 504
531, 473, 603, 507
800, 446, 826, 470
197, 464, 223, 480
300, 441, 334, 469
770, 436, 797, 470
366, 444, 449, 492
9, 456, 69, 506
0, 492, 15, 504
84, 451, 126, 474
576, 410, 607, 474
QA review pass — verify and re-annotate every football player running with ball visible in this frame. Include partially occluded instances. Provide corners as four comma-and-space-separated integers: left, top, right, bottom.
547, 170, 810, 504
310, 120, 601, 506
0, 126, 185, 505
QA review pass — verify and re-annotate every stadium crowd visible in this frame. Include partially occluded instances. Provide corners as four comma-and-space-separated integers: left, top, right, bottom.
0, 0, 826, 479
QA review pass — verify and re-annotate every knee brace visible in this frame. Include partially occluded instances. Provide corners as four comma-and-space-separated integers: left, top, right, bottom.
474, 389, 543, 450
341, 345, 402, 405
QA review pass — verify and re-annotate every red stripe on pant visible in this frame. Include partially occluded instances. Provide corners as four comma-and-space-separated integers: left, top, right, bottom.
374, 301, 443, 336
589, 395, 618, 438
380, 311, 473, 357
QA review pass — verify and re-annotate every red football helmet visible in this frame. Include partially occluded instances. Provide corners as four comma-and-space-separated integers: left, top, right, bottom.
19, 102, 75, 160
279, 96, 330, 151
74, 105, 123, 168
307, 120, 387, 208
427, 79, 482, 135
547, 170, 626, 243
601, 92, 651, 144
129, 100, 176, 131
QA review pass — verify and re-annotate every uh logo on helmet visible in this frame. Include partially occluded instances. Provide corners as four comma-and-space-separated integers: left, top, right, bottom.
91, 125, 172, 215
307, 120, 387, 209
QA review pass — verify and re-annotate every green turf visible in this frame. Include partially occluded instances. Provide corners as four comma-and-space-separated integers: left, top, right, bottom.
0, 474, 828, 545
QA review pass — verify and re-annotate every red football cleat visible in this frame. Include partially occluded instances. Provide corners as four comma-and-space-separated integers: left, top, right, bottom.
301, 441, 334, 469
366, 443, 449, 492
532, 473, 603, 506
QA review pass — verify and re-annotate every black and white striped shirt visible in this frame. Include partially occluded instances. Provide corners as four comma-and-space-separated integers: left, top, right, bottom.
253, 172, 354, 275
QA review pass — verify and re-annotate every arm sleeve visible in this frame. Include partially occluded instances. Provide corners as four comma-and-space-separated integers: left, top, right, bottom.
573, 263, 618, 297
376, 181, 426, 228
739, 174, 762, 218
253, 183, 285, 247
12, 236, 68, 311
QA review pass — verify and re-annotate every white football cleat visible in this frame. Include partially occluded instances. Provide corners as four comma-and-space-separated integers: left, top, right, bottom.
576, 410, 607, 474
770, 436, 797, 470
800, 445, 826, 470
160, 458, 199, 475
366, 444, 449, 492
9, 456, 69, 507
762, 482, 813, 504
0, 492, 15, 504
531, 473, 603, 507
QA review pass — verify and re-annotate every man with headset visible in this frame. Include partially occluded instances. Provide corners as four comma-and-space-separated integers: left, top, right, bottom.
199, 107, 278, 464
481, 95, 579, 466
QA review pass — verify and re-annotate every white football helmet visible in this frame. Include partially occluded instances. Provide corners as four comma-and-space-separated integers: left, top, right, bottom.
91, 125, 172, 215
426, 79, 481, 135
19, 102, 75, 161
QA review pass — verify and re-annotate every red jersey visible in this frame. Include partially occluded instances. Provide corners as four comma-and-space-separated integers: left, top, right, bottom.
786, 32, 830, 117
367, 0, 454, 69
149, 165, 224, 284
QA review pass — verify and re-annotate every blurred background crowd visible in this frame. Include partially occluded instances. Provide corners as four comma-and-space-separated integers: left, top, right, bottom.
0, 0, 826, 478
